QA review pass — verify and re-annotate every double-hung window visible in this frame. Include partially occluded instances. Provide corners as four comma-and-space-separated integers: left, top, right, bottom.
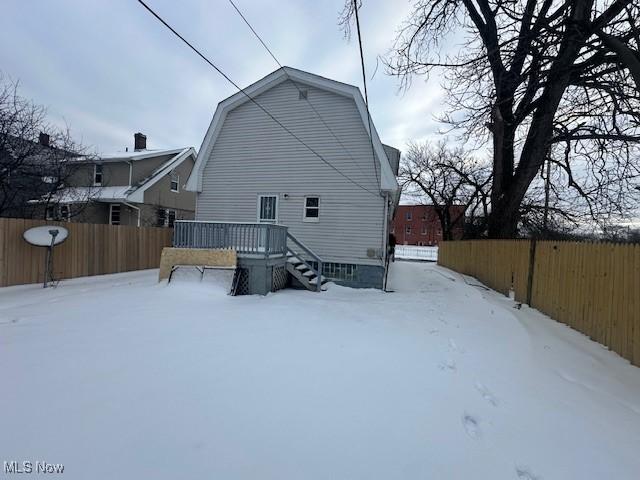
167, 210, 176, 227
94, 164, 103, 186
303, 196, 320, 222
110, 204, 121, 225
60, 205, 70, 221
170, 173, 179, 192
157, 208, 176, 227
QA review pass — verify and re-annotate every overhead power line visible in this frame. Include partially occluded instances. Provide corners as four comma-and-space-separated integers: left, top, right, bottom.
136, 0, 379, 197
352, 0, 380, 189
226, 0, 372, 181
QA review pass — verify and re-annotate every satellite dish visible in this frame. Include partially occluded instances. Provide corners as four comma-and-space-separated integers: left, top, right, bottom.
23, 225, 69, 288
23, 225, 69, 247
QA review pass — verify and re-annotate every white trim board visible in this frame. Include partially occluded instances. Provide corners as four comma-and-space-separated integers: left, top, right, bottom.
185, 66, 399, 193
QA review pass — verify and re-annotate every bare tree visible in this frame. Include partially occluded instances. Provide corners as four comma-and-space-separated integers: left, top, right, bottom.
340, 0, 640, 238
0, 75, 95, 219
400, 141, 492, 239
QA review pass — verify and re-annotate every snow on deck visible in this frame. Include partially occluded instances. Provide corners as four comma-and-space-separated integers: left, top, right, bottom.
1, 263, 639, 479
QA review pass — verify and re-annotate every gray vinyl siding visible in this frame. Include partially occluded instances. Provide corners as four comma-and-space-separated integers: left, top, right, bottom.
196, 79, 386, 266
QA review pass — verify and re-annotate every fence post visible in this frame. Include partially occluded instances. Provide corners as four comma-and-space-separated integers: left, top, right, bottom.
526, 239, 537, 306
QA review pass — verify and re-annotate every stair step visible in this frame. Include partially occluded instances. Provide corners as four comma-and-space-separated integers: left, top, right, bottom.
285, 248, 327, 292
309, 276, 328, 286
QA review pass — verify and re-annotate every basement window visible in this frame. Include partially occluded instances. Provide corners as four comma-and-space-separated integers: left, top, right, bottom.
309, 261, 358, 281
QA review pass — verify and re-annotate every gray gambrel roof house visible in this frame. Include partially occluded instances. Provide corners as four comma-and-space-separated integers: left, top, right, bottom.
187, 67, 399, 194
182, 67, 400, 291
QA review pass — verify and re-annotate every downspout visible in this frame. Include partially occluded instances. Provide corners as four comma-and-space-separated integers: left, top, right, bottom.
126, 162, 139, 227
381, 191, 389, 290
127, 161, 133, 186
124, 202, 141, 227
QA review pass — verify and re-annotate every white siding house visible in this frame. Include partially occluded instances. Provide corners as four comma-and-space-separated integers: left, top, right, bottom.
185, 67, 399, 288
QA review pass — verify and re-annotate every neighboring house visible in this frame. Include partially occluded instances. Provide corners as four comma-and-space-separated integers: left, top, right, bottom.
40, 133, 197, 227
392, 205, 465, 245
182, 67, 400, 289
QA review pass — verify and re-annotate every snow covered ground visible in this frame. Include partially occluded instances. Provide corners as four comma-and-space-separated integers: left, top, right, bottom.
1, 262, 640, 479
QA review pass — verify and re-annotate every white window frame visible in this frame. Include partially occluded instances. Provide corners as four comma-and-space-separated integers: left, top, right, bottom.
94, 164, 103, 186
170, 173, 179, 192
303, 195, 320, 223
257, 194, 278, 223
109, 204, 121, 225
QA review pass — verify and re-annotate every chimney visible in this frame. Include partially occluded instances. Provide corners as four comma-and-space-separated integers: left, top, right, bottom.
134, 132, 147, 151
39, 132, 50, 147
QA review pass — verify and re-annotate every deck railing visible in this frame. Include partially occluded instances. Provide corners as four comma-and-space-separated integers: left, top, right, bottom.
173, 221, 288, 257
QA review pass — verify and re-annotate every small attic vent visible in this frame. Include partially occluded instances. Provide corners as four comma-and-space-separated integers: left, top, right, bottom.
298, 90, 308, 100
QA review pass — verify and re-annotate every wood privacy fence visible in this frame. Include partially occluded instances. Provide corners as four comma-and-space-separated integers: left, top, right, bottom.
438, 240, 640, 366
0, 217, 173, 288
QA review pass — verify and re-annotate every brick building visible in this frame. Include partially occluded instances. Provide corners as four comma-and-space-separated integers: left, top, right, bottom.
391, 205, 465, 246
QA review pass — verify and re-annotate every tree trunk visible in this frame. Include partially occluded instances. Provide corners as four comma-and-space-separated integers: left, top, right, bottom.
488, 104, 520, 238
488, 201, 520, 237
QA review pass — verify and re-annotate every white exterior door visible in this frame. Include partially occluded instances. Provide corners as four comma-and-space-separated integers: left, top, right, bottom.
257, 194, 278, 224
257, 194, 278, 250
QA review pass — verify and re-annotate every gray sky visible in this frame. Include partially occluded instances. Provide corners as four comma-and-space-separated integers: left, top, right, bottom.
0, 0, 444, 155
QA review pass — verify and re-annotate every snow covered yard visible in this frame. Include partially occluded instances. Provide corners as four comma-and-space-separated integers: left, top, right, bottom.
1, 263, 640, 479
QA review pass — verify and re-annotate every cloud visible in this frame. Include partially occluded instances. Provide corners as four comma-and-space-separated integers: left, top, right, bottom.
0, 0, 446, 154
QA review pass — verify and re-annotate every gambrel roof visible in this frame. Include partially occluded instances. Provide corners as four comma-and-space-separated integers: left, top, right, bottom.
186, 67, 399, 193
